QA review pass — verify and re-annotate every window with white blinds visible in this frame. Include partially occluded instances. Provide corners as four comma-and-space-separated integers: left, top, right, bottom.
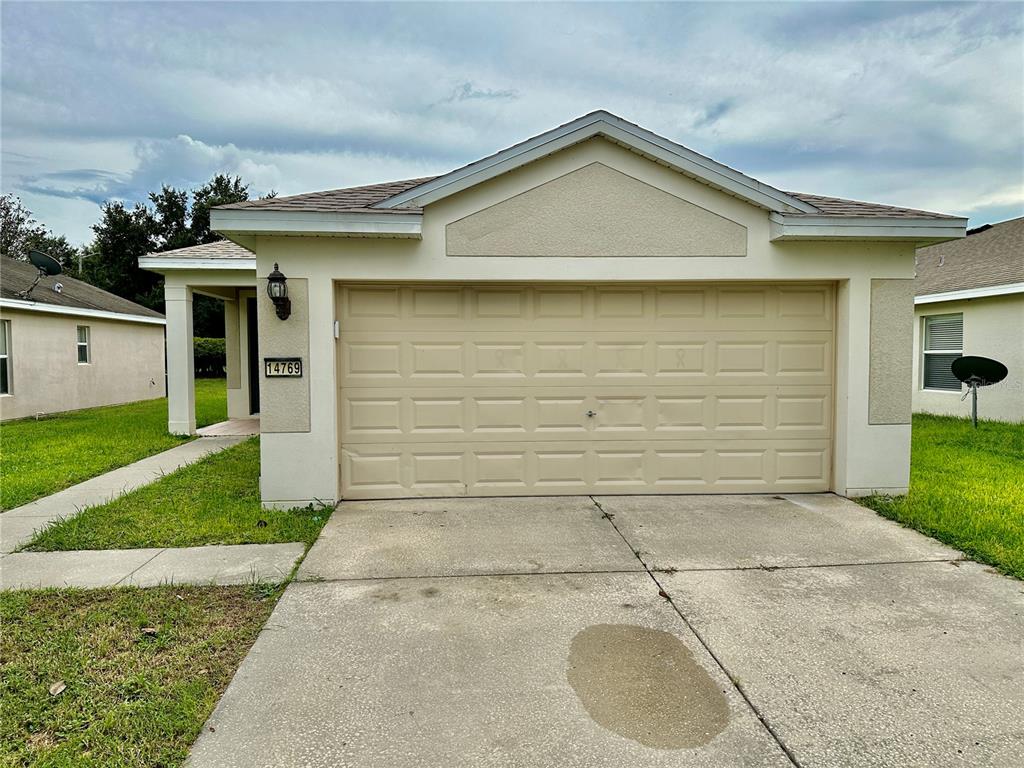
922, 313, 963, 391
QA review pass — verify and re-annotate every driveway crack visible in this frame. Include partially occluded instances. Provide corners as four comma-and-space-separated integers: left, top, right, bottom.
589, 496, 802, 768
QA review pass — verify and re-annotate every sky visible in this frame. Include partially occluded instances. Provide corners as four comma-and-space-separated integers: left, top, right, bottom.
2, 1, 1022, 244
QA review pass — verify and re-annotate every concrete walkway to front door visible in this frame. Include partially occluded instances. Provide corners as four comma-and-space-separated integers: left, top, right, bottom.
0, 431, 307, 589
0, 435, 246, 554
187, 494, 1024, 768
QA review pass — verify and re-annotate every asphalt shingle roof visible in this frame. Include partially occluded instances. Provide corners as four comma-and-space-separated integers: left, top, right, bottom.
915, 217, 1024, 296
216, 178, 436, 214
1, 256, 164, 319
784, 192, 961, 220
156, 240, 255, 260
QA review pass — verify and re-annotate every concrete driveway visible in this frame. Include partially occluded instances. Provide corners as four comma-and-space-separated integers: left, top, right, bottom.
187, 494, 1024, 768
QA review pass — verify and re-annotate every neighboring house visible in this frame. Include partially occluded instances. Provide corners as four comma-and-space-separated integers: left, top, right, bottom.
140, 111, 966, 508
0, 256, 166, 421
912, 217, 1024, 423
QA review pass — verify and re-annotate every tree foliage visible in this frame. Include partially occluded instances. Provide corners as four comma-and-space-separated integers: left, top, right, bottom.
4, 176, 253, 337
0, 194, 83, 277
84, 174, 251, 335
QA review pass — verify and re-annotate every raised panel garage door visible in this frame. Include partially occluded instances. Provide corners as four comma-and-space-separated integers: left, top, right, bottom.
336, 283, 833, 498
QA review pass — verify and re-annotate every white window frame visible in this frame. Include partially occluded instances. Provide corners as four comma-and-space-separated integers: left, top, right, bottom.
77, 325, 91, 365
921, 313, 963, 393
0, 319, 11, 395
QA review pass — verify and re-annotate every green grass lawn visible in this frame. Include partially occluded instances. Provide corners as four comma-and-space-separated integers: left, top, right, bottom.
0, 585, 278, 767
23, 438, 326, 551
860, 414, 1024, 580
1, 379, 227, 511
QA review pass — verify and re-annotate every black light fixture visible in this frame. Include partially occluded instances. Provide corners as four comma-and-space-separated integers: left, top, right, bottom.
266, 263, 291, 320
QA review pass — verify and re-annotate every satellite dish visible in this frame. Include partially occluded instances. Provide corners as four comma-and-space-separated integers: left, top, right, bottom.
952, 356, 1007, 387
29, 249, 62, 276
17, 250, 62, 301
951, 355, 1008, 428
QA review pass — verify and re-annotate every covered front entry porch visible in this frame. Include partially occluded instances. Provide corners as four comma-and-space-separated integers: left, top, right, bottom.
140, 242, 259, 436
165, 275, 258, 435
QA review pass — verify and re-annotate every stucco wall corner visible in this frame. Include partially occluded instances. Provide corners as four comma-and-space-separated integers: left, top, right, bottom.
869, 278, 914, 425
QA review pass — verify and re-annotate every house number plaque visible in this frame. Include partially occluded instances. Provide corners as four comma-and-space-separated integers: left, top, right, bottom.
264, 357, 303, 377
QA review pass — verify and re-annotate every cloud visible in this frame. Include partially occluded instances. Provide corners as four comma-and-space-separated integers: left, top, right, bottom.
1, 0, 1020, 242
441, 82, 520, 104
17, 133, 442, 215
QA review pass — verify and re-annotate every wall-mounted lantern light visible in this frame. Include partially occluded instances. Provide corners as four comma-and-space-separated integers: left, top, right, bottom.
266, 263, 291, 320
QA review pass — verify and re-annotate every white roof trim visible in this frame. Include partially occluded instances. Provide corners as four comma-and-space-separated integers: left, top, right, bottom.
770, 213, 968, 243
374, 111, 819, 215
139, 257, 257, 271
0, 298, 166, 325
915, 282, 1024, 305
211, 209, 422, 238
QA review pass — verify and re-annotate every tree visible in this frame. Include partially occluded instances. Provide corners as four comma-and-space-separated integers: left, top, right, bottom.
0, 194, 47, 260
82, 201, 160, 309
1, 194, 82, 276
190, 174, 249, 243
149, 185, 192, 252
8, 175, 254, 335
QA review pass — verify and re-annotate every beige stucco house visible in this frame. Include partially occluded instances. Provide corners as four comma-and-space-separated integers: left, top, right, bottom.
0, 256, 166, 420
140, 111, 967, 508
912, 217, 1023, 422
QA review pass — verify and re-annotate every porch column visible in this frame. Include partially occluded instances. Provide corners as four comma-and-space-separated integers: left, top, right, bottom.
165, 283, 196, 435
224, 291, 247, 418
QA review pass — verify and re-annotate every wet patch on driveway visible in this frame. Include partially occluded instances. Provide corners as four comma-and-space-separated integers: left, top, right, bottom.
568, 623, 729, 749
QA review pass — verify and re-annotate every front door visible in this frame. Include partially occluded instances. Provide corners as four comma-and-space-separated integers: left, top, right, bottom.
247, 297, 260, 414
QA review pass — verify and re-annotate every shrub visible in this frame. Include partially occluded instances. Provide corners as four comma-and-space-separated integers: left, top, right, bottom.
194, 337, 226, 378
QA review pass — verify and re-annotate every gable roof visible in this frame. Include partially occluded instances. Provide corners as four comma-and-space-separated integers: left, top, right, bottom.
203, 110, 966, 250
1, 256, 165, 322
374, 111, 819, 214
915, 217, 1024, 297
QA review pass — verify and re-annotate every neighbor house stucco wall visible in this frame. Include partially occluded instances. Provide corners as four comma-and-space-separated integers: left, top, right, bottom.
249, 137, 917, 507
912, 293, 1024, 422
0, 308, 165, 421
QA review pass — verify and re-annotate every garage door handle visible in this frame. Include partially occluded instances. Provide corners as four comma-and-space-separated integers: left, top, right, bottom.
585, 410, 596, 418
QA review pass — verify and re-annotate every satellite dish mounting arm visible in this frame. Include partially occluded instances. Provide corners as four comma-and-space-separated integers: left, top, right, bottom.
15, 250, 62, 300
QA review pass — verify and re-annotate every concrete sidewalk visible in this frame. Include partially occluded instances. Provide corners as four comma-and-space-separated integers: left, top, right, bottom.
0, 542, 305, 590
0, 435, 247, 553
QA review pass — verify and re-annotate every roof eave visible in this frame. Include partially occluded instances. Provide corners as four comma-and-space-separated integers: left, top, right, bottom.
373, 111, 818, 215
915, 282, 1024, 304
0, 297, 166, 325
770, 214, 968, 244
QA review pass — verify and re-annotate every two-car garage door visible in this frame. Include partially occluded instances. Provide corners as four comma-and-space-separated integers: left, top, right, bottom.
336, 283, 833, 498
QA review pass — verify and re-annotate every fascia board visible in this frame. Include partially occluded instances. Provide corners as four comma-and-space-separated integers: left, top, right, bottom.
770, 214, 967, 242
0, 298, 166, 325
138, 257, 257, 271
211, 209, 422, 238
915, 282, 1024, 304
